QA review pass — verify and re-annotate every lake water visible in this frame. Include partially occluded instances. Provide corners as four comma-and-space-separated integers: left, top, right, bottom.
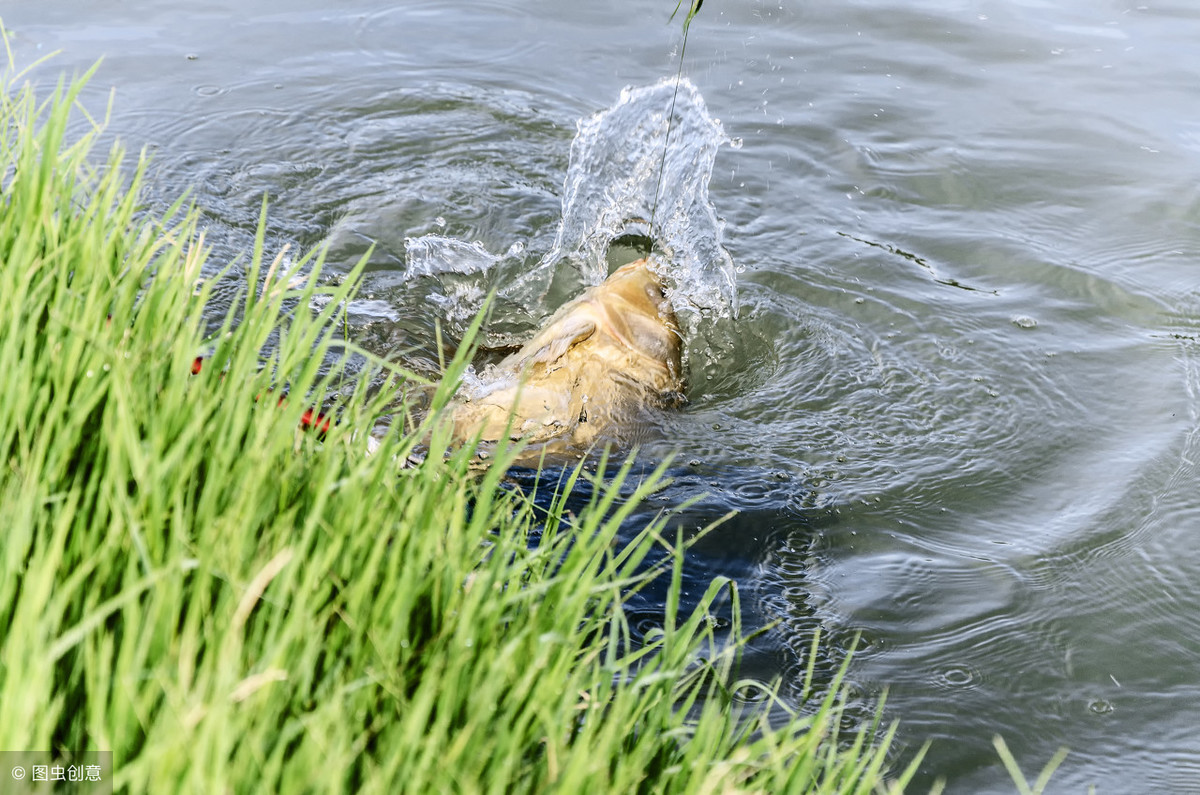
7, 1, 1200, 791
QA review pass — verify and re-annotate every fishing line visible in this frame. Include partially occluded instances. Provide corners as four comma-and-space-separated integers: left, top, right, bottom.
650, 0, 703, 239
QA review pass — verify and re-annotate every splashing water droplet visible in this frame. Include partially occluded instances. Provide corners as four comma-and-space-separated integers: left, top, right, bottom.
403, 236, 499, 279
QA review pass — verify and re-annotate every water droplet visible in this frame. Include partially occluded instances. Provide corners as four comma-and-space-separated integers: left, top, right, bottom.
1011, 315, 1038, 329
728, 137, 744, 150
1088, 699, 1114, 715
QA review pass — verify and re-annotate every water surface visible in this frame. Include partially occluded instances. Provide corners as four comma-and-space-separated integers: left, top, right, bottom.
7, 1, 1200, 791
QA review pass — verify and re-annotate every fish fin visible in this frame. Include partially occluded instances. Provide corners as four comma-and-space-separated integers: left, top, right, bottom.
527, 317, 596, 367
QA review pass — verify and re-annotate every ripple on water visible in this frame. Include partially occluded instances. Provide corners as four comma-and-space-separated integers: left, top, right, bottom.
933, 662, 981, 692
693, 268, 1069, 501
354, 1, 545, 69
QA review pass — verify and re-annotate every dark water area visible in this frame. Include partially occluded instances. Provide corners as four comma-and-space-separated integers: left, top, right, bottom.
504, 460, 835, 702
7, 1, 1200, 791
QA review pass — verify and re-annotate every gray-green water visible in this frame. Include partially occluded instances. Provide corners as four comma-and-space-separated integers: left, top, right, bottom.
7, 2, 1200, 791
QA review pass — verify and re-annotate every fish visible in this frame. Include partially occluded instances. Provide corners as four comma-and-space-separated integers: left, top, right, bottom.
447, 257, 684, 459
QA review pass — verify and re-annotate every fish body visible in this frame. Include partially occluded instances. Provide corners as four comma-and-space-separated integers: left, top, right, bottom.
448, 258, 683, 457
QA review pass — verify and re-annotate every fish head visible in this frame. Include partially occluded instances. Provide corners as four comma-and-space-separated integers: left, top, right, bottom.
449, 258, 684, 456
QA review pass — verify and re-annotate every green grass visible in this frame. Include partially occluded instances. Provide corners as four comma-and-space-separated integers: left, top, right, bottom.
0, 51, 928, 793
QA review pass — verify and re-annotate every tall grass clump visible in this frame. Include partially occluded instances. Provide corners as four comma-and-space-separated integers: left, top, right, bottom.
0, 53, 922, 792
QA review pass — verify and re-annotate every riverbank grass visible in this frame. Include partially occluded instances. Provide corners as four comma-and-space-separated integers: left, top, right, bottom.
0, 59, 923, 792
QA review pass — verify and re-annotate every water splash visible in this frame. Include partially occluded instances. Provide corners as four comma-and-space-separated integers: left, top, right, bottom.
404, 235, 529, 328
539, 76, 737, 318
404, 77, 738, 324
404, 235, 501, 278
